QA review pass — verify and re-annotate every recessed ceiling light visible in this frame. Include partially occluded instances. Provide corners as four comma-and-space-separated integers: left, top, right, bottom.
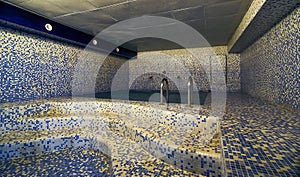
92, 39, 97, 45
116, 48, 120, 52
45, 23, 52, 31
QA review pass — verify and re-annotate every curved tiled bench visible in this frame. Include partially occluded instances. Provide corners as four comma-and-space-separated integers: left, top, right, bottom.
0, 115, 89, 160
0, 99, 223, 176
96, 111, 223, 174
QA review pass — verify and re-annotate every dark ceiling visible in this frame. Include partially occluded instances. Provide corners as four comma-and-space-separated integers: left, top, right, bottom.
4, 0, 253, 51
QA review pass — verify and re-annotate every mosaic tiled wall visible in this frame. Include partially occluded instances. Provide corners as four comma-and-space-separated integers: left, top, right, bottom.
130, 72, 179, 91
95, 56, 127, 93
130, 46, 240, 92
228, 0, 299, 52
240, 8, 300, 109
0, 24, 127, 103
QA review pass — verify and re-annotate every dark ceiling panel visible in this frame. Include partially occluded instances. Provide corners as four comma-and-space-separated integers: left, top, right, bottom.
87, 0, 128, 8
128, 0, 181, 16
5, 0, 30, 3
184, 19, 206, 33
101, 3, 132, 21
151, 12, 174, 19
205, 0, 242, 17
173, 6, 205, 21
19, 0, 68, 17
121, 38, 183, 52
4, 0, 256, 52
206, 15, 238, 30
55, 9, 117, 30
77, 23, 110, 35
177, 0, 234, 9
49, 0, 97, 15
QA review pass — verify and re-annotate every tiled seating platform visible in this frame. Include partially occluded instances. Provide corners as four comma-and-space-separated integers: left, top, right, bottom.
0, 99, 222, 176
93, 111, 223, 175
1, 93, 299, 176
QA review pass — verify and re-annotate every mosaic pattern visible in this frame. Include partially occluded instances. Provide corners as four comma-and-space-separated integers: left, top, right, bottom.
222, 93, 300, 176
95, 56, 127, 93
130, 72, 180, 91
0, 99, 222, 176
1, 146, 204, 176
0, 25, 77, 102
0, 24, 128, 104
90, 126, 207, 177
228, 0, 266, 51
1, 148, 112, 176
241, 8, 300, 109
133, 46, 240, 92
228, 0, 299, 52
1, 93, 299, 176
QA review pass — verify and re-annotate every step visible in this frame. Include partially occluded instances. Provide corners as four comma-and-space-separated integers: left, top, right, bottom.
0, 127, 89, 160
87, 124, 202, 176
0, 115, 85, 134
93, 111, 223, 175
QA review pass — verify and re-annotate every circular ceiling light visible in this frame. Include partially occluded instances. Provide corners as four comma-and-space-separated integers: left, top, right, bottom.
116, 48, 120, 52
45, 23, 52, 31
92, 39, 98, 45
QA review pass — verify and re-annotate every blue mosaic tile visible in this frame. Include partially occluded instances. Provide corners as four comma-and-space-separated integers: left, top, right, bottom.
0, 98, 224, 176
241, 7, 299, 109
0, 23, 127, 104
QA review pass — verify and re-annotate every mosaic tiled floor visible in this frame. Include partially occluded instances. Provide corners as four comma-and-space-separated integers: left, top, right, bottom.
0, 148, 111, 176
220, 93, 300, 177
0, 147, 203, 177
112, 158, 202, 177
